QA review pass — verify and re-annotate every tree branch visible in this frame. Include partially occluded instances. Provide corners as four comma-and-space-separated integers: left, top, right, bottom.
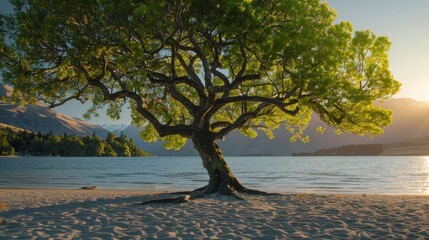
310, 99, 345, 125
148, 72, 205, 98
208, 74, 261, 94
236, 43, 248, 79
214, 103, 270, 139
210, 121, 231, 130
214, 95, 299, 115
188, 31, 212, 88
48, 83, 90, 108
174, 52, 207, 99
74, 64, 192, 138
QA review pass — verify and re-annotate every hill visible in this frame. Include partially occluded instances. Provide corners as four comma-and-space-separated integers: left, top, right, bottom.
292, 135, 429, 156
293, 144, 384, 156
0, 123, 28, 133
0, 84, 109, 138
381, 136, 429, 156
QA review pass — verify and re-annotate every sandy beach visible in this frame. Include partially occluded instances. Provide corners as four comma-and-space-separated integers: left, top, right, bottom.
0, 189, 428, 239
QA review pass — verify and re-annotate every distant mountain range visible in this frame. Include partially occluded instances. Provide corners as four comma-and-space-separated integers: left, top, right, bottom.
99, 124, 129, 135
0, 84, 109, 138
2, 83, 429, 156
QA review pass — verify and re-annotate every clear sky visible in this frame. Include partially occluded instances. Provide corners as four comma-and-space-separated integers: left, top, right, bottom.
1, 0, 429, 125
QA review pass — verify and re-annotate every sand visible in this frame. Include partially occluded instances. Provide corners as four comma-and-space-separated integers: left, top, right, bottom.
1, 189, 429, 239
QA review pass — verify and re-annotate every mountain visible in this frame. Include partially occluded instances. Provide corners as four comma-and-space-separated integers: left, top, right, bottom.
0, 84, 110, 138
124, 98, 429, 156
0, 84, 13, 98
99, 124, 129, 135
372, 98, 429, 143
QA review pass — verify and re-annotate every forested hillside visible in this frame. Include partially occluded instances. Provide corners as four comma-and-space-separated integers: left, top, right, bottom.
0, 128, 150, 157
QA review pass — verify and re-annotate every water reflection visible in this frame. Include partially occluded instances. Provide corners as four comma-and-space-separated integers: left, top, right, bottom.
424, 156, 429, 194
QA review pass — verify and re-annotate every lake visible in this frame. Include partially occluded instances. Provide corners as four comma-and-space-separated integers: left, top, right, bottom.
0, 156, 428, 194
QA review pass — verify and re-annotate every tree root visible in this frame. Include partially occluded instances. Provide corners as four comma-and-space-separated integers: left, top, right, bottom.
138, 186, 279, 205
137, 195, 191, 205
240, 188, 281, 196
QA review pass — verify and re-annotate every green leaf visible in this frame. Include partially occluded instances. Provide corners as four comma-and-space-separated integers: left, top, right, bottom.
0, 0, 400, 152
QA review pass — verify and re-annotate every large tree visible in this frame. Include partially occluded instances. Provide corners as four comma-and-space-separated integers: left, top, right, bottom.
0, 0, 399, 197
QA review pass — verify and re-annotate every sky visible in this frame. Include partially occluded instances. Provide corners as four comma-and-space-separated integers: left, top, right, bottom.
326, 0, 429, 101
1, 0, 429, 125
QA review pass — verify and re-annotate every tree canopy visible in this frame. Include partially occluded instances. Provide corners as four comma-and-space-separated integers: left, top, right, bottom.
0, 0, 400, 196
0, 0, 400, 147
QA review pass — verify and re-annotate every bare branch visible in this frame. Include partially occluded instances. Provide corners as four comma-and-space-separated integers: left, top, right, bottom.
148, 72, 205, 97
210, 121, 231, 130
214, 95, 299, 115
74, 64, 192, 138
214, 103, 270, 139
208, 74, 261, 94
310, 99, 345, 125
211, 68, 230, 86
188, 31, 212, 88
48, 83, 90, 108
174, 52, 207, 99
236, 43, 248, 79
232, 74, 261, 89
165, 85, 198, 116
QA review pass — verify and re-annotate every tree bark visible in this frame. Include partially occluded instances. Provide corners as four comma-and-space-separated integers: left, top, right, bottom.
192, 130, 246, 195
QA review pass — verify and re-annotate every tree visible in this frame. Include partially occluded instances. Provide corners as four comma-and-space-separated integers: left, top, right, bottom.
0, 0, 400, 197
45, 134, 61, 156
0, 129, 11, 155
106, 133, 117, 143
59, 135, 85, 156
29, 135, 44, 155
82, 135, 105, 157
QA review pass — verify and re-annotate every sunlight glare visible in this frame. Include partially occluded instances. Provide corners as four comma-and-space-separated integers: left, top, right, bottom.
424, 156, 429, 195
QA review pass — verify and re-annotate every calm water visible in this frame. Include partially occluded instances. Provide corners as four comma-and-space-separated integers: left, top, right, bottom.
0, 156, 428, 194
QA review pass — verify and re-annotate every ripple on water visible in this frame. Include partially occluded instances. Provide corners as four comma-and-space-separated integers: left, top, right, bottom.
0, 156, 428, 194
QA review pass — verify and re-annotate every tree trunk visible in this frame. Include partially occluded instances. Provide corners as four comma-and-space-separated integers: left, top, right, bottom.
139, 131, 271, 204
192, 131, 246, 195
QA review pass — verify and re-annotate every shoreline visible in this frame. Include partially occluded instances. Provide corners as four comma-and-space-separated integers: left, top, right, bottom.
3, 186, 429, 193
1, 189, 429, 239
1, 186, 428, 195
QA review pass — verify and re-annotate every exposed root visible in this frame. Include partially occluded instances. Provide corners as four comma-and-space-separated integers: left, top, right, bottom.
138, 185, 277, 205
137, 195, 191, 205
227, 190, 245, 201
168, 185, 208, 195
241, 188, 281, 196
